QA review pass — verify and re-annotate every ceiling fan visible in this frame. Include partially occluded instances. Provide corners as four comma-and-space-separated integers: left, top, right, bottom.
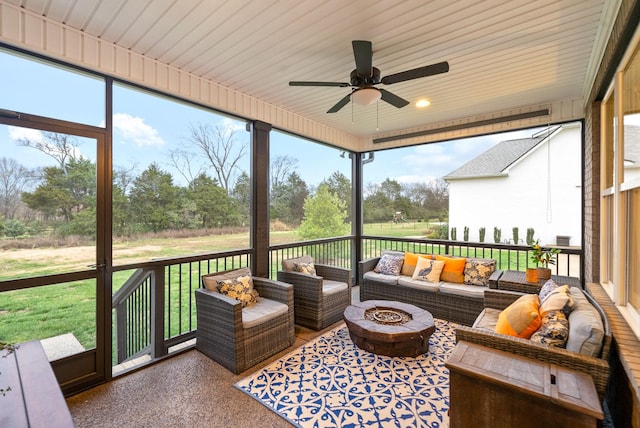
289, 40, 449, 113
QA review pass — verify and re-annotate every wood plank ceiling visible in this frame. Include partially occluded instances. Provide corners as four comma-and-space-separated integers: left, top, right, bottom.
4, 0, 619, 139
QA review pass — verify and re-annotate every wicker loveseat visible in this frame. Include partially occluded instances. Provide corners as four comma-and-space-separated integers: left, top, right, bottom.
456, 287, 611, 400
359, 250, 502, 325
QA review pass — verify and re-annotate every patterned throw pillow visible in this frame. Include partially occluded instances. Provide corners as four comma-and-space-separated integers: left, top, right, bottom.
539, 279, 558, 301
530, 310, 569, 348
539, 284, 574, 316
373, 254, 404, 275
435, 255, 466, 283
217, 275, 259, 307
463, 258, 496, 286
495, 293, 541, 339
293, 261, 316, 275
412, 257, 445, 282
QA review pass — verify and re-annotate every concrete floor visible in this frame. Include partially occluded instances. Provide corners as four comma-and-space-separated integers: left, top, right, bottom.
66, 286, 362, 427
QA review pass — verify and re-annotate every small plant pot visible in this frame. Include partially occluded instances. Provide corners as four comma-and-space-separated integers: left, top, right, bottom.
525, 268, 538, 283
537, 267, 552, 280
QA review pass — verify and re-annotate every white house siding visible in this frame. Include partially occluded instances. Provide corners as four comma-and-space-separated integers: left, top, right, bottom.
447, 124, 582, 247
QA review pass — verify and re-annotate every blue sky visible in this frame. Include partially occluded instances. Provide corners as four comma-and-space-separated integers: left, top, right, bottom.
1, 49, 539, 189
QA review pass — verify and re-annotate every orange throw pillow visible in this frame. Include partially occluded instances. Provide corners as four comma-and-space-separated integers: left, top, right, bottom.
401, 252, 433, 276
495, 294, 542, 339
436, 255, 466, 283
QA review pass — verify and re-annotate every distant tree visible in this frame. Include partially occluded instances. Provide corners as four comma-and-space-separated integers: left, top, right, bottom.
230, 171, 251, 227
128, 163, 179, 232
21, 158, 96, 221
271, 171, 308, 226
189, 173, 235, 228
168, 148, 204, 187
0, 157, 33, 220
298, 185, 349, 239
17, 132, 82, 173
320, 171, 352, 219
379, 178, 402, 201
3, 219, 26, 238
270, 155, 298, 190
112, 184, 131, 236
113, 164, 138, 196
363, 187, 393, 222
186, 122, 247, 194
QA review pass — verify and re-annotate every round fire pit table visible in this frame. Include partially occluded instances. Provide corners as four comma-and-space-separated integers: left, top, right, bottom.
343, 300, 435, 357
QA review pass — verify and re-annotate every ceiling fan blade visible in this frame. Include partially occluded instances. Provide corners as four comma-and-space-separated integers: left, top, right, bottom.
352, 40, 373, 78
327, 93, 352, 113
289, 81, 350, 87
381, 61, 449, 85
379, 89, 410, 108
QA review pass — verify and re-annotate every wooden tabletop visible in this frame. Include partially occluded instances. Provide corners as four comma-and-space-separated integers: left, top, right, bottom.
498, 270, 581, 293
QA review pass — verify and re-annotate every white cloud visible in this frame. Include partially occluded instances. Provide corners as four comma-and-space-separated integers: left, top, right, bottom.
8, 126, 45, 143
113, 113, 165, 147
395, 174, 439, 184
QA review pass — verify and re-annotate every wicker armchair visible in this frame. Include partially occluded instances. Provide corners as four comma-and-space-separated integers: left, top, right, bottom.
277, 255, 352, 330
456, 288, 611, 400
195, 268, 295, 374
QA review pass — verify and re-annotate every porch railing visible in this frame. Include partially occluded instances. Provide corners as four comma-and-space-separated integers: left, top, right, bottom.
268, 236, 354, 279
112, 250, 252, 365
111, 235, 582, 367
361, 236, 583, 279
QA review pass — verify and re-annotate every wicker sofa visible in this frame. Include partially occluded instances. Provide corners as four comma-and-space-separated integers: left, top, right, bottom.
359, 250, 502, 326
456, 287, 611, 400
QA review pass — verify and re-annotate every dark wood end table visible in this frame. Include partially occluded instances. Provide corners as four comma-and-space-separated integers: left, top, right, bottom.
446, 340, 603, 427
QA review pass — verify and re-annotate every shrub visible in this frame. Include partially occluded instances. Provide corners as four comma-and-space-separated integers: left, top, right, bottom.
493, 227, 501, 243
463, 226, 469, 241
451, 227, 457, 240
512, 227, 519, 244
526, 228, 535, 245
479, 227, 486, 242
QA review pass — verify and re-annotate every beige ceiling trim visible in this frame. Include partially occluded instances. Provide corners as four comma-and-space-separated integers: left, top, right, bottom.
364, 99, 584, 151
0, 1, 365, 150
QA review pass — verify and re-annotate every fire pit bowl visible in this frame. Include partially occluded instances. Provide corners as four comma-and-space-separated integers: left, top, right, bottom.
343, 300, 435, 357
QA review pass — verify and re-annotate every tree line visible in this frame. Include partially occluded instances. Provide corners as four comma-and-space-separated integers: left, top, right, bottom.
0, 125, 450, 241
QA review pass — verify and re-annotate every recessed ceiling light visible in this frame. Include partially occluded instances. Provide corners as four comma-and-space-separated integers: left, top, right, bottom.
416, 99, 431, 108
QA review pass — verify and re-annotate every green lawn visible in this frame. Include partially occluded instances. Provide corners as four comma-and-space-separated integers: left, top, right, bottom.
1, 223, 523, 360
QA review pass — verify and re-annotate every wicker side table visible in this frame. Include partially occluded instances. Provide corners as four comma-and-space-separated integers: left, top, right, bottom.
497, 270, 581, 294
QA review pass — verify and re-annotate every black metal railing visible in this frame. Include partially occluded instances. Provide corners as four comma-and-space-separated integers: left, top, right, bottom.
268, 236, 354, 279
111, 235, 583, 368
361, 236, 583, 278
112, 250, 252, 365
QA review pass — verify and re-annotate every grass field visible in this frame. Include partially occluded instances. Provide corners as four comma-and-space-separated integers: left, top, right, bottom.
0, 221, 475, 356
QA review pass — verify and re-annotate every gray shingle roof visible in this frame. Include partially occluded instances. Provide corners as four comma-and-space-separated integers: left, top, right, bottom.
444, 127, 558, 180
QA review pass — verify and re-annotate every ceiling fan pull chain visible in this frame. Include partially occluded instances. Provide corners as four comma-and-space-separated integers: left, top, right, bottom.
376, 101, 379, 131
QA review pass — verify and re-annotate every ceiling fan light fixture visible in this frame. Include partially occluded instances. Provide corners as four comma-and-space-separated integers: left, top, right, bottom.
351, 87, 381, 106
416, 99, 431, 108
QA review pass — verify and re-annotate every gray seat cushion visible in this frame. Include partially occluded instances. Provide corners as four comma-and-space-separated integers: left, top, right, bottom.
439, 282, 487, 298
472, 307, 501, 331
397, 276, 441, 292
241, 297, 289, 329
322, 279, 349, 295
363, 271, 399, 285
566, 287, 604, 357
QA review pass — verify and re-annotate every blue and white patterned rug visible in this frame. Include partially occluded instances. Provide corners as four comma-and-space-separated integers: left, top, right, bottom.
235, 318, 456, 428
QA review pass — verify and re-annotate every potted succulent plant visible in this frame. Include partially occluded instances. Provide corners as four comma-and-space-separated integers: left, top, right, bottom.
530, 239, 561, 280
